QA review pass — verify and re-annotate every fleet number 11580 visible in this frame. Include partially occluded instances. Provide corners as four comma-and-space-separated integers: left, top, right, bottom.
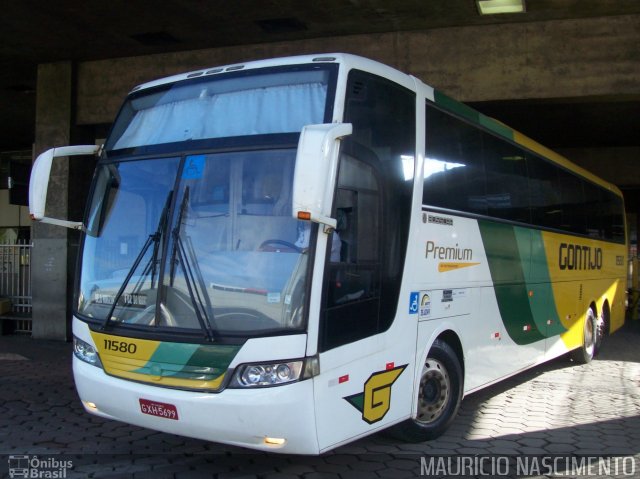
104, 339, 137, 354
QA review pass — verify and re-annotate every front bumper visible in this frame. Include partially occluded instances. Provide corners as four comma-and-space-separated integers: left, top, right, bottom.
73, 357, 320, 454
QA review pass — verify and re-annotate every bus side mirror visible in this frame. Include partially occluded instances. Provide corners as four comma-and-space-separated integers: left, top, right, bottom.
292, 123, 352, 229
29, 144, 100, 230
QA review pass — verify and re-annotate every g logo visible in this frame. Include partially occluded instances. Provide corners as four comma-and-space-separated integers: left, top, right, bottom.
344, 365, 407, 424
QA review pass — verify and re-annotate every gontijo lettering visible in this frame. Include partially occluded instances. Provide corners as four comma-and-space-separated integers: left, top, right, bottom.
558, 243, 602, 270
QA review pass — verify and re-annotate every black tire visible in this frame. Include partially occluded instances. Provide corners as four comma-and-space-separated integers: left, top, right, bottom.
389, 339, 463, 442
571, 307, 597, 364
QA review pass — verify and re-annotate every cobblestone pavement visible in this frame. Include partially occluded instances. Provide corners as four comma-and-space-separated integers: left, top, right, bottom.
1, 321, 639, 478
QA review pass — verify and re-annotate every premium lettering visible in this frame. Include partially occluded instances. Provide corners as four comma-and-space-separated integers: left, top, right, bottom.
426, 241, 473, 261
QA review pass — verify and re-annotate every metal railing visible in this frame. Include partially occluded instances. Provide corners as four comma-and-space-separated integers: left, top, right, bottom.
0, 240, 32, 334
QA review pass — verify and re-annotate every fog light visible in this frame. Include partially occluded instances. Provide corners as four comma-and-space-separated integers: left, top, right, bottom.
264, 437, 286, 446
83, 401, 98, 411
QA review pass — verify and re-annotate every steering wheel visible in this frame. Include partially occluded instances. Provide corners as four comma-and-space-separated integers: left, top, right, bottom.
258, 239, 302, 253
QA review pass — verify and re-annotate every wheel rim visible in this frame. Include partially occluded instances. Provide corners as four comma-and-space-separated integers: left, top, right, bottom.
584, 309, 596, 357
416, 358, 450, 424
595, 314, 605, 349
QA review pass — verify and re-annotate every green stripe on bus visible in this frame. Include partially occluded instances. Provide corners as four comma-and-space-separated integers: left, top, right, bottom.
528, 230, 565, 337
145, 342, 198, 366
479, 221, 545, 345
134, 342, 240, 380
434, 90, 479, 124
479, 115, 514, 140
177, 344, 241, 377
434, 90, 514, 141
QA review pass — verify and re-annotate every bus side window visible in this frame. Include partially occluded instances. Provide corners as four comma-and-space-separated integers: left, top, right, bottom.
328, 160, 380, 306
321, 154, 382, 350
424, 105, 487, 216
482, 133, 530, 224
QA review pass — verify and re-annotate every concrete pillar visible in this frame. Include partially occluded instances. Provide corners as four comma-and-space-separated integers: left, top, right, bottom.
32, 62, 73, 340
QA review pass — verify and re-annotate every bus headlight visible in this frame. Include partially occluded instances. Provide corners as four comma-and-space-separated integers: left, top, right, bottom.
229, 356, 319, 388
73, 336, 103, 368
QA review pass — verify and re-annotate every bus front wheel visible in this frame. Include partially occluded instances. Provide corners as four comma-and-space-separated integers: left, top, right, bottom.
571, 307, 597, 364
389, 339, 463, 442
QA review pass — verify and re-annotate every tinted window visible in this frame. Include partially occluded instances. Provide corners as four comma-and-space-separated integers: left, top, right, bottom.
555, 168, 586, 234
424, 107, 486, 215
601, 191, 626, 243
320, 70, 415, 351
583, 180, 603, 238
424, 102, 625, 243
482, 134, 530, 223
528, 154, 564, 230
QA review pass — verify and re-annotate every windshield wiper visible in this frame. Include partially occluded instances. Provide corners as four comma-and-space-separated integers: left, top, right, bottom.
101, 191, 173, 330
170, 186, 217, 341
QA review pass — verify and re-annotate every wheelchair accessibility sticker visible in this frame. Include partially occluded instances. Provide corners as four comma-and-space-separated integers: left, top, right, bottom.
182, 155, 205, 179
409, 292, 419, 314
410, 291, 431, 319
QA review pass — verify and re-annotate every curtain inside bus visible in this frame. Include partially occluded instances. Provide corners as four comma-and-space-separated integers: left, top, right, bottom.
113, 83, 327, 149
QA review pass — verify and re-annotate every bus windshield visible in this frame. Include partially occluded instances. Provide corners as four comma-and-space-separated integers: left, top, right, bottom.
76, 64, 338, 338
77, 149, 311, 336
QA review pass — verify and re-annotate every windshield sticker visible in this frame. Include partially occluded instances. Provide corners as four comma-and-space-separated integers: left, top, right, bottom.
94, 292, 147, 307
267, 292, 281, 304
182, 155, 205, 179
419, 292, 431, 319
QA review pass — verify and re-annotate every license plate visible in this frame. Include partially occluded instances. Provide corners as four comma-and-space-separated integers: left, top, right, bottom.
139, 399, 179, 420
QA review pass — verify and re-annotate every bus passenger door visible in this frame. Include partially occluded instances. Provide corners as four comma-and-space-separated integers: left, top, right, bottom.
312, 152, 414, 452
310, 68, 416, 451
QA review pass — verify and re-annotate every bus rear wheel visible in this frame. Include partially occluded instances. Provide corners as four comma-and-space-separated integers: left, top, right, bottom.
594, 305, 608, 355
389, 339, 462, 442
571, 307, 597, 364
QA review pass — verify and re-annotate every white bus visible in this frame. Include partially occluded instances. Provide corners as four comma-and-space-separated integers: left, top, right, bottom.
30, 54, 627, 454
